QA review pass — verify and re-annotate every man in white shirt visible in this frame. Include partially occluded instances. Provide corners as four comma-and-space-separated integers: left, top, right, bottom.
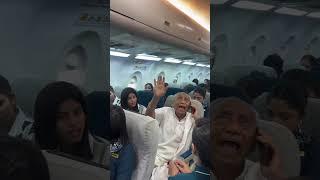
145, 76, 195, 180
0, 75, 33, 140
210, 97, 286, 180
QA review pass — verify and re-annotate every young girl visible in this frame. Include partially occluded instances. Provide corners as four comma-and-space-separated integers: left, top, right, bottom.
33, 81, 109, 166
120, 87, 146, 114
110, 105, 136, 180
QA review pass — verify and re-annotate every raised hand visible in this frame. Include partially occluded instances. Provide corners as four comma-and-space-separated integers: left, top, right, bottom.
153, 76, 168, 98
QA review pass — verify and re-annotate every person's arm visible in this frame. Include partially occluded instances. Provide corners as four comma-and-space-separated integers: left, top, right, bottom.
257, 130, 286, 180
145, 76, 168, 119
116, 144, 136, 180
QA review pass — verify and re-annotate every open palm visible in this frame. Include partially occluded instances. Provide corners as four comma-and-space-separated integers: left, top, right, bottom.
153, 76, 168, 98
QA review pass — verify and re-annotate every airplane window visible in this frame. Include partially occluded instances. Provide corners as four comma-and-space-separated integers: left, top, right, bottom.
128, 76, 137, 89
57, 46, 88, 87
158, 71, 165, 79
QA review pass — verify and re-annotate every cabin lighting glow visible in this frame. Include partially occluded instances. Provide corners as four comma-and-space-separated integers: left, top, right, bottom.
110, 51, 130, 57
164, 58, 182, 64
135, 54, 162, 61
183, 62, 196, 65
307, 12, 320, 18
196, 63, 207, 67
167, 0, 210, 31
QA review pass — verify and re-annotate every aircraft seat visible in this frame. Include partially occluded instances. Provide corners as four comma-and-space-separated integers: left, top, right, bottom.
303, 98, 320, 143
253, 92, 269, 120
43, 150, 109, 180
283, 63, 304, 72
124, 110, 159, 180
223, 65, 277, 86
165, 87, 184, 97
164, 95, 175, 107
137, 90, 165, 108
248, 120, 301, 178
86, 91, 109, 140
190, 99, 204, 120
210, 84, 250, 103
11, 77, 54, 117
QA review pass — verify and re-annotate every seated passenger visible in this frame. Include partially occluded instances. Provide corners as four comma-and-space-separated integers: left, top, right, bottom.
110, 105, 136, 180
145, 83, 154, 91
211, 97, 285, 180
263, 54, 284, 78
0, 136, 50, 180
300, 55, 318, 71
110, 86, 120, 106
281, 69, 317, 98
33, 81, 109, 166
183, 84, 195, 94
145, 77, 195, 180
168, 118, 211, 180
236, 71, 275, 101
192, 79, 199, 86
266, 80, 320, 177
0, 74, 33, 140
120, 87, 146, 114
192, 87, 208, 118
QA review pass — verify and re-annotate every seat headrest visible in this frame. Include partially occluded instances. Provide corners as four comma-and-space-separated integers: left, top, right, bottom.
85, 91, 109, 140
165, 87, 184, 97
248, 120, 300, 177
303, 98, 320, 142
164, 95, 175, 107
211, 84, 251, 104
124, 110, 159, 180
42, 150, 109, 180
137, 90, 165, 108
223, 65, 277, 86
190, 100, 204, 120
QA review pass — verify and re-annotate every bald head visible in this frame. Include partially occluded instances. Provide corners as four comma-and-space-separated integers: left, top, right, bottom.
210, 97, 257, 165
173, 92, 191, 120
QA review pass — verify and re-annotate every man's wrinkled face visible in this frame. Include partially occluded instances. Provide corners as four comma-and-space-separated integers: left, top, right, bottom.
173, 93, 191, 118
211, 98, 257, 165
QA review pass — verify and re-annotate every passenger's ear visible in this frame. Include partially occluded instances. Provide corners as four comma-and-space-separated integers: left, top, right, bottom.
8, 94, 16, 108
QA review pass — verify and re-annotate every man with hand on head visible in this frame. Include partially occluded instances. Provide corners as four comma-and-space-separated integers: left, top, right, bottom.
146, 76, 195, 180
210, 97, 286, 180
